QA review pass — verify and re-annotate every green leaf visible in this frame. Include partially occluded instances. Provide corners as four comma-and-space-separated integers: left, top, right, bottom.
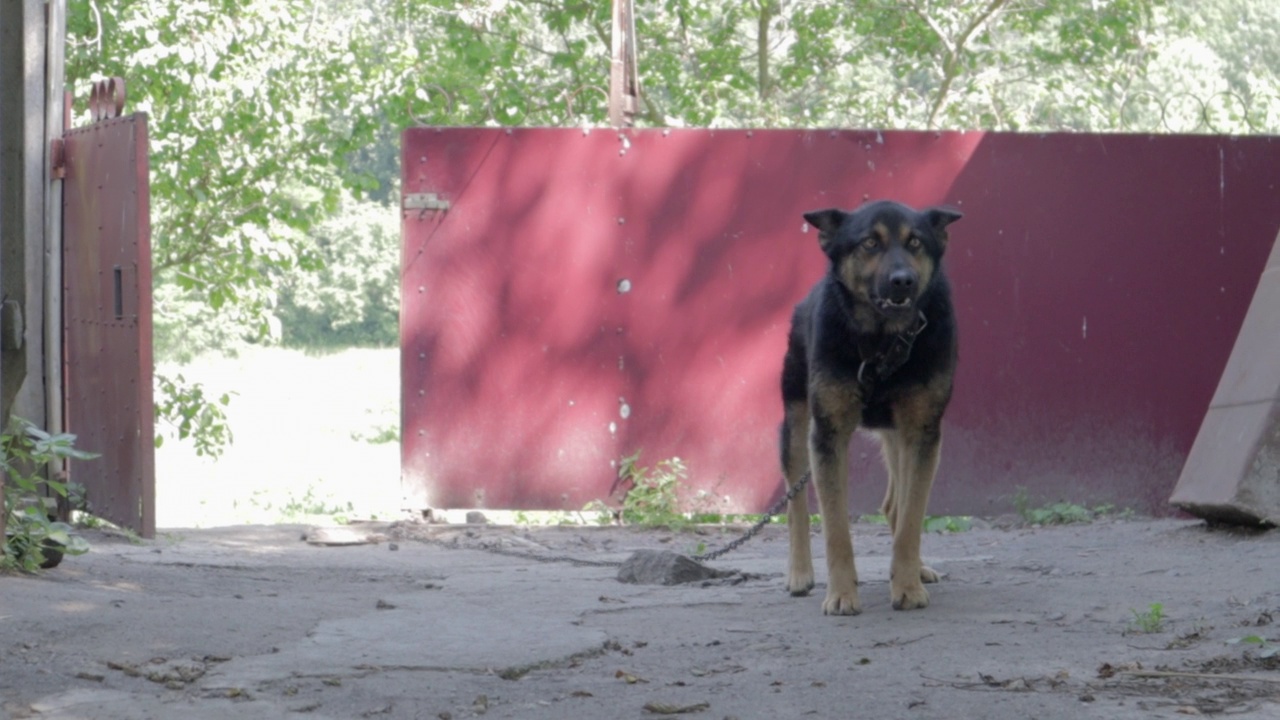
1229, 635, 1265, 645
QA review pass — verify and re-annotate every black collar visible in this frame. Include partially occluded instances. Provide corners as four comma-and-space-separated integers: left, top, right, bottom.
857, 311, 928, 388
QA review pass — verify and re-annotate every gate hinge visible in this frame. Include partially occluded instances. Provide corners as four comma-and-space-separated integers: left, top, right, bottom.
2, 299, 24, 352
403, 193, 451, 212
50, 138, 66, 179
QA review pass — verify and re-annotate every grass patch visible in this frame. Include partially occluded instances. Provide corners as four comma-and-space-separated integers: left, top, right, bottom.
859, 513, 972, 533
1129, 603, 1166, 634
1013, 487, 1130, 526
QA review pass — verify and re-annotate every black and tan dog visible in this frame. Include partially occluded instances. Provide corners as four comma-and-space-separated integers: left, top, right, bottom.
780, 199, 962, 615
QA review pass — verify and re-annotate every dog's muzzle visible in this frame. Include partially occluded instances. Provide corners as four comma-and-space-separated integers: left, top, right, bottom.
874, 269, 918, 313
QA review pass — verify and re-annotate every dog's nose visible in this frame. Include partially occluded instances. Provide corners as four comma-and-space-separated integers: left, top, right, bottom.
889, 269, 916, 290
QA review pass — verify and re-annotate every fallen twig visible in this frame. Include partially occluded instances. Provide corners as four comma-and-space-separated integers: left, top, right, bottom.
874, 633, 934, 648
1114, 670, 1280, 684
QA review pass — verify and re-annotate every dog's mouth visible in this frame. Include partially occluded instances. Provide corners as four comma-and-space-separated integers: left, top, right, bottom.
875, 296, 914, 313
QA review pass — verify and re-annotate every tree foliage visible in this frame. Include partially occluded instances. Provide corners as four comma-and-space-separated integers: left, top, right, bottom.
365, 0, 1276, 133
63, 0, 1278, 454
276, 199, 400, 349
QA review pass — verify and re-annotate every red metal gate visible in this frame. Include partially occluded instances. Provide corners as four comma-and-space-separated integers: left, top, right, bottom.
401, 128, 1280, 516
60, 79, 155, 537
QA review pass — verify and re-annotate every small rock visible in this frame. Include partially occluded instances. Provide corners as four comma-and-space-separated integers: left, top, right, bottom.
466, 511, 488, 524
376, 599, 396, 610
616, 550, 735, 586
388, 543, 399, 551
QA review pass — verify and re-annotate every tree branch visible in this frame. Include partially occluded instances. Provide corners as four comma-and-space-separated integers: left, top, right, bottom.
757, 0, 773, 100
915, 0, 1011, 128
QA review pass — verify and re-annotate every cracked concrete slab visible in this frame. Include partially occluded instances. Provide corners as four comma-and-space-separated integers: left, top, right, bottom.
24, 687, 343, 720
5, 521, 1280, 719
205, 589, 612, 688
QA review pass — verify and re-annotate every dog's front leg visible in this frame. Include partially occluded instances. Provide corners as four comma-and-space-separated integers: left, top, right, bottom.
888, 408, 944, 611
809, 400, 859, 615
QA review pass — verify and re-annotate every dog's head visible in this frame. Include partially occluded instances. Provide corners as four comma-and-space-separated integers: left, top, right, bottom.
804, 200, 962, 327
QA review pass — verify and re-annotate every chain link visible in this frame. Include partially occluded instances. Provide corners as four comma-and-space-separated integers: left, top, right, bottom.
411, 473, 812, 568
417, 535, 626, 568
690, 472, 810, 562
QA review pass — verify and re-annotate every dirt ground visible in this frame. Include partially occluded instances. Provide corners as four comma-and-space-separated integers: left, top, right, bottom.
2, 516, 1279, 719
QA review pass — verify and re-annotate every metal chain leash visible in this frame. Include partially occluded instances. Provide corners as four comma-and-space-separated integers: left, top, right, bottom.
689, 472, 810, 562
413, 473, 812, 568
424, 537, 627, 568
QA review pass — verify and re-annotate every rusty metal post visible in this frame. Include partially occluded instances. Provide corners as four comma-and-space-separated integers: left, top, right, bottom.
608, 0, 639, 127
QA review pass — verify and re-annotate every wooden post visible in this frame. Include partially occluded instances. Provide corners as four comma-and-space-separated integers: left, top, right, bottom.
608, 0, 639, 128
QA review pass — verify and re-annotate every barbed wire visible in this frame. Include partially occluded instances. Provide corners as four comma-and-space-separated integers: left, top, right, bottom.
1114, 89, 1276, 134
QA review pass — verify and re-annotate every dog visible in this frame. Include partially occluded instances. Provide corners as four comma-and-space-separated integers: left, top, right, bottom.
779, 199, 962, 615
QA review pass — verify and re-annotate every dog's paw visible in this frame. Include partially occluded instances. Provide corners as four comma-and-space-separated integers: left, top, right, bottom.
787, 572, 815, 597
822, 589, 862, 616
890, 581, 930, 611
920, 565, 941, 584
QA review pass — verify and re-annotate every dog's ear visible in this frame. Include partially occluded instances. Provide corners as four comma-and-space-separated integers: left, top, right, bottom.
803, 209, 847, 253
924, 207, 963, 250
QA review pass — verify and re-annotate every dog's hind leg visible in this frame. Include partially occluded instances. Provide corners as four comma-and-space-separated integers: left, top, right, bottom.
878, 432, 900, 532
879, 430, 940, 586
781, 402, 814, 596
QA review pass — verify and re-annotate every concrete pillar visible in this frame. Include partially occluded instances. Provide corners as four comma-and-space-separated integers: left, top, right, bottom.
1171, 230, 1280, 526
0, 0, 46, 429
2, 0, 50, 542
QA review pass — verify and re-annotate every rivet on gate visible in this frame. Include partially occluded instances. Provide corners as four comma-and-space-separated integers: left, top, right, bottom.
616, 279, 631, 293
418, 389, 425, 396
746, 131, 753, 138
617, 217, 625, 225
418, 286, 425, 293
419, 352, 425, 359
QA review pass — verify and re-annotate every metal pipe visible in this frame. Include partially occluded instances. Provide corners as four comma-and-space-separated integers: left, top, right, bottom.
43, 0, 66, 454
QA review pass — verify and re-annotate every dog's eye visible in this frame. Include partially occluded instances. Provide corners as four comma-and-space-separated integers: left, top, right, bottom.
861, 237, 880, 251
906, 237, 923, 251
